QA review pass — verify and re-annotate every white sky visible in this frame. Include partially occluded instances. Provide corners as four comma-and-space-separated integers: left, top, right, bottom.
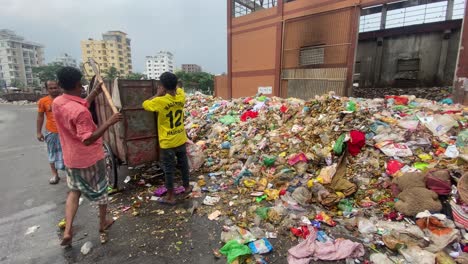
0, 0, 227, 74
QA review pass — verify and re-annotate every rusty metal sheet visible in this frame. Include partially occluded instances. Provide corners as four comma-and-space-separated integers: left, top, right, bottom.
126, 137, 159, 166
119, 79, 159, 166
94, 79, 161, 166
124, 111, 157, 140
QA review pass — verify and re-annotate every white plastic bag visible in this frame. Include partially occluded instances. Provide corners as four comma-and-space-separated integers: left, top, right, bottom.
423, 114, 457, 137
186, 140, 204, 172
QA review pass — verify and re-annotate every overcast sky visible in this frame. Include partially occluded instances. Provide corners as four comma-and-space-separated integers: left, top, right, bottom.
0, 0, 227, 74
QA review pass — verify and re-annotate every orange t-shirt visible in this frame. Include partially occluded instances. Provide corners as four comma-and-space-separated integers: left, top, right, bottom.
38, 96, 58, 133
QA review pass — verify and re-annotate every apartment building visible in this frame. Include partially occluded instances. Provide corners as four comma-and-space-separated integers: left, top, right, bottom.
0, 29, 45, 87
53, 53, 77, 67
145, 51, 175, 80
81, 31, 132, 79
182, 64, 202, 73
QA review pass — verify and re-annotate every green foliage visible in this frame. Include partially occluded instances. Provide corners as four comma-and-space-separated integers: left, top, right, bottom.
10, 79, 25, 88
102, 67, 120, 80
32, 63, 64, 84
175, 71, 214, 95
125, 72, 147, 80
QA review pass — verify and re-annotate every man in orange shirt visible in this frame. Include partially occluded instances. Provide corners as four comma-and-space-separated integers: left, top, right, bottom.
37, 80, 64, 184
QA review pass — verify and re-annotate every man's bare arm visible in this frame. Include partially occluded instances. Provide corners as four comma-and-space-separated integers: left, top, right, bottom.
36, 112, 45, 141
83, 113, 123, 146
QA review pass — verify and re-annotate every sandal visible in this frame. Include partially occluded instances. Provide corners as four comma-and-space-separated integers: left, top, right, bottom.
49, 176, 60, 185
154, 186, 167, 197
174, 186, 186, 195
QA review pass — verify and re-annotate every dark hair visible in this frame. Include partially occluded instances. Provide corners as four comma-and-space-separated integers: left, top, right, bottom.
44, 80, 57, 89
159, 72, 178, 91
57, 67, 82, 91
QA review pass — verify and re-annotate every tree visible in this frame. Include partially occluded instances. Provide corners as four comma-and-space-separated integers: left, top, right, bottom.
125, 72, 146, 80
10, 79, 25, 88
102, 67, 120, 80
175, 71, 214, 95
32, 63, 64, 84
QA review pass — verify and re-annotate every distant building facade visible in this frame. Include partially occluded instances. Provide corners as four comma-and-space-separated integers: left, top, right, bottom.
53, 53, 77, 67
145, 51, 175, 80
0, 29, 45, 87
81, 31, 132, 79
182, 64, 202, 73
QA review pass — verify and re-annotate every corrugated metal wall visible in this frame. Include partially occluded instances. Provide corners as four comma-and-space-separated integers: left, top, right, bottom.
282, 8, 354, 99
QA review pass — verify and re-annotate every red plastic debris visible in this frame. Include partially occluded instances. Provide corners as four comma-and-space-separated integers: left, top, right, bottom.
240, 110, 258, 122
347, 130, 366, 156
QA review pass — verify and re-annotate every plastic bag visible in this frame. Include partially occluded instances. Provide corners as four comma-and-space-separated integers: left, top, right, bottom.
248, 238, 273, 254
186, 140, 204, 172
375, 141, 413, 157
219, 115, 238, 125
220, 240, 252, 264
255, 207, 270, 220
423, 114, 457, 137
399, 246, 435, 264
333, 134, 346, 155
358, 218, 377, 234
456, 129, 468, 154
263, 155, 276, 167
291, 187, 311, 206
398, 119, 419, 130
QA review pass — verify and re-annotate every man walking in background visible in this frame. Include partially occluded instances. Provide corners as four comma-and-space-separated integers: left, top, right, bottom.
36, 80, 64, 184
53, 67, 122, 246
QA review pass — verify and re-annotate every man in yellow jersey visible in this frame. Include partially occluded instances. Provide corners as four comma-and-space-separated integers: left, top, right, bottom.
142, 72, 190, 205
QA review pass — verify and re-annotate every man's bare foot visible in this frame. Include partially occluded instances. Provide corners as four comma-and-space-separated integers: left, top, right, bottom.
183, 185, 193, 194
159, 197, 176, 205
60, 234, 72, 247
99, 218, 114, 232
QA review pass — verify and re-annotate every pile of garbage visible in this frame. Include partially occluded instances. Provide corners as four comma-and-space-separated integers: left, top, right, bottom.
181, 92, 467, 264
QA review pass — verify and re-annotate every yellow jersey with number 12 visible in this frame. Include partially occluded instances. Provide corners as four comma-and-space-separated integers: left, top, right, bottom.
142, 88, 188, 149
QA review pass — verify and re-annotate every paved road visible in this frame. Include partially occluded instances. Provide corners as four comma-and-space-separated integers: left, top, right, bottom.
0, 104, 101, 264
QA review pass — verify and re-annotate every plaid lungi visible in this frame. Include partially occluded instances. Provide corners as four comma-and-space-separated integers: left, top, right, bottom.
66, 159, 108, 205
44, 131, 64, 170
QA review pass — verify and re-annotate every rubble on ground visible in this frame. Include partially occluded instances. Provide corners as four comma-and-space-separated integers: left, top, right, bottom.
353, 86, 453, 102
0, 97, 36, 105
126, 92, 467, 264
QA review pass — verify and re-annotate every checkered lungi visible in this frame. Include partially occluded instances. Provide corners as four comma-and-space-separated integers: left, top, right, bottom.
44, 131, 64, 170
66, 159, 108, 205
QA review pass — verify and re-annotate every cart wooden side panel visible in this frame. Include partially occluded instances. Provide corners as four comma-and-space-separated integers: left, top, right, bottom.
95, 80, 126, 162
95, 79, 160, 166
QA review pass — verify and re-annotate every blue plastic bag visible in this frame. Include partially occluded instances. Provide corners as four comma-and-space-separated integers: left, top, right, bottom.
248, 238, 273, 254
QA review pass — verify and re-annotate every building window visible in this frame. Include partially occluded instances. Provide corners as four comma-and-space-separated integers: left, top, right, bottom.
86, 44, 90, 47
397, 58, 420, 72
120, 63, 124, 67
87, 50, 91, 54
299, 46, 325, 66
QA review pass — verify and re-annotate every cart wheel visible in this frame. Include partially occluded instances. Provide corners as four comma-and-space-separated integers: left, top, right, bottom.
103, 142, 118, 189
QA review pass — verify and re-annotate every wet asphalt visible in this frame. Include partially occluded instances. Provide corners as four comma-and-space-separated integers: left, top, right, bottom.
0, 104, 230, 264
